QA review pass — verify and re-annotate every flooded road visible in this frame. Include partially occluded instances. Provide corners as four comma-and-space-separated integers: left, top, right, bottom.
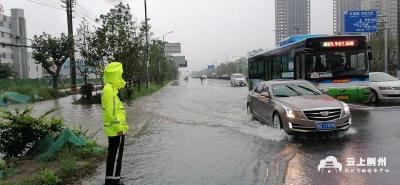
9, 79, 400, 184
77, 79, 400, 185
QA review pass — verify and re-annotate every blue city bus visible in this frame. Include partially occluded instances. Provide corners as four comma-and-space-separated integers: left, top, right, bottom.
248, 35, 371, 103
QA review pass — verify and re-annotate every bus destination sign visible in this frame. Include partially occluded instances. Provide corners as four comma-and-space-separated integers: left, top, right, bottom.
322, 40, 356, 48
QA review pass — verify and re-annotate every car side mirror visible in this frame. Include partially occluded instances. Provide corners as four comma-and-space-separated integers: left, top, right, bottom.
260, 92, 271, 98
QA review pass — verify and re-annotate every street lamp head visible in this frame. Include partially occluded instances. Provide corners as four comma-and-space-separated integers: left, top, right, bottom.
163, 31, 174, 37
162, 31, 174, 43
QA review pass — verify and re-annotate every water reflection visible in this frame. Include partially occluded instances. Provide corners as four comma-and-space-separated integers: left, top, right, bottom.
5, 95, 107, 145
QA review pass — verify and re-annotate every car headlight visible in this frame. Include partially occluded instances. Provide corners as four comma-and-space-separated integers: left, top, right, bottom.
341, 102, 350, 115
379, 86, 392, 90
282, 105, 295, 119
287, 109, 295, 119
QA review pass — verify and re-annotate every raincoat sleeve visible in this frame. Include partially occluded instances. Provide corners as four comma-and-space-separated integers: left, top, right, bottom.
101, 85, 119, 126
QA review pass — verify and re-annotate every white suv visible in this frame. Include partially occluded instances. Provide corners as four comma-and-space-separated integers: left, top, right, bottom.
230, 73, 247, 87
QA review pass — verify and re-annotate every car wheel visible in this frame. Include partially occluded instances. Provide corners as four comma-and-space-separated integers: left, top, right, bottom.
272, 113, 282, 130
247, 104, 256, 120
369, 90, 380, 104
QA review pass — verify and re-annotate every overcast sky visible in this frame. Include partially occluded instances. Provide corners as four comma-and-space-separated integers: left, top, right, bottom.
1, 0, 333, 70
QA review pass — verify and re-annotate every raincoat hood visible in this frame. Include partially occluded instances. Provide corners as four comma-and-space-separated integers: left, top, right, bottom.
104, 62, 126, 89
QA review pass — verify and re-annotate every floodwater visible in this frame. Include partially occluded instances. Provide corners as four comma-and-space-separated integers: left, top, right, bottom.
6, 79, 400, 185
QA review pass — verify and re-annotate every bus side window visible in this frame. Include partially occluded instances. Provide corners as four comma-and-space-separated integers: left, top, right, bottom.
295, 53, 305, 79
249, 59, 257, 79
265, 57, 272, 81
272, 56, 282, 79
257, 59, 265, 79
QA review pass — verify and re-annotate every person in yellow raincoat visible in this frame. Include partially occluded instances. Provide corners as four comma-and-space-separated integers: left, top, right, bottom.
102, 62, 128, 185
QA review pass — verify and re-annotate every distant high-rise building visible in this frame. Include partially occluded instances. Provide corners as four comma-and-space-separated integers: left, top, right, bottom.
362, 0, 398, 37
275, 0, 310, 45
0, 8, 30, 79
334, 0, 398, 36
333, 0, 363, 35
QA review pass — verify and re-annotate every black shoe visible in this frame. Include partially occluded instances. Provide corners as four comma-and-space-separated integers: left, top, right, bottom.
105, 180, 124, 185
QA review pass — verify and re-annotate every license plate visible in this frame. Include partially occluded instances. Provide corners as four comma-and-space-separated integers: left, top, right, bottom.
316, 122, 336, 130
336, 95, 349, 100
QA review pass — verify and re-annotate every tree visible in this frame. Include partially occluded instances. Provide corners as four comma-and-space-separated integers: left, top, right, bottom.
32, 33, 73, 90
369, 29, 397, 75
95, 3, 142, 88
0, 63, 14, 79
89, 2, 176, 90
76, 18, 104, 85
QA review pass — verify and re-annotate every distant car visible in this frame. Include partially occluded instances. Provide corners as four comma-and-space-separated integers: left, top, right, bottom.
184, 76, 189, 80
247, 80, 351, 134
201, 75, 207, 81
369, 72, 400, 104
222, 74, 230, 80
230, 73, 247, 87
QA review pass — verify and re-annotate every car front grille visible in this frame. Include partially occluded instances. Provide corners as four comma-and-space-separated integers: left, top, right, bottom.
303, 108, 342, 121
392, 86, 400, 90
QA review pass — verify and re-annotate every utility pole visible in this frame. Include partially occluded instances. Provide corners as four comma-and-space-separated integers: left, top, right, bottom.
398, 0, 400, 77
144, 0, 150, 88
66, 0, 77, 91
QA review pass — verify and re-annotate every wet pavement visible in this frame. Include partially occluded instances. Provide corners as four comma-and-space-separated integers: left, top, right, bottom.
80, 79, 400, 185
7, 79, 400, 184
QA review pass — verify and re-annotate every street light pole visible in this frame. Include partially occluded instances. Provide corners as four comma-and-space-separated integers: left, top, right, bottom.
160, 31, 173, 83
379, 15, 388, 73
385, 24, 388, 73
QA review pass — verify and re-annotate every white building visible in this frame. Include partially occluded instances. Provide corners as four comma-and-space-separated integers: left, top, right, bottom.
27, 52, 42, 79
0, 5, 41, 79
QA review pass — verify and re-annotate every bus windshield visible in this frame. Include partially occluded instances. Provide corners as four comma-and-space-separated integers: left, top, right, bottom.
306, 50, 367, 79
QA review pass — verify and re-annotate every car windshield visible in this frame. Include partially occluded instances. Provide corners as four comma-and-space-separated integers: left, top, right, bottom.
272, 82, 323, 97
370, 73, 398, 82
234, 74, 244, 78
306, 50, 367, 79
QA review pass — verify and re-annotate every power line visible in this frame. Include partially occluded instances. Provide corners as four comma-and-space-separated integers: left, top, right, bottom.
26, 0, 64, 10
45, 0, 64, 5
75, 10, 96, 22
0, 42, 36, 48
39, 0, 63, 6
77, 4, 97, 19
74, 11, 98, 27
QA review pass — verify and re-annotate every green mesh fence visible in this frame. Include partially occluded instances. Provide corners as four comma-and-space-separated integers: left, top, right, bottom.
0, 92, 32, 105
33, 128, 87, 161
0, 97, 5, 106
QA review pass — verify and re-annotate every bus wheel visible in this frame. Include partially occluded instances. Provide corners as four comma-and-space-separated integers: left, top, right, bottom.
369, 90, 380, 104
